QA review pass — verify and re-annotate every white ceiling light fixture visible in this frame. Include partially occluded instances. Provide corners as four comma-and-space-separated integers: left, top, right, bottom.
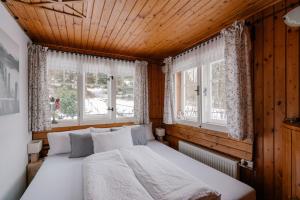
283, 6, 300, 27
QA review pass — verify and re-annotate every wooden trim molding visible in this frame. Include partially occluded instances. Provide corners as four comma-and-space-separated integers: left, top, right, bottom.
165, 123, 253, 160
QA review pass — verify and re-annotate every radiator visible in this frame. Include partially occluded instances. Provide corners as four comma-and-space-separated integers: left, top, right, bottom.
178, 141, 240, 179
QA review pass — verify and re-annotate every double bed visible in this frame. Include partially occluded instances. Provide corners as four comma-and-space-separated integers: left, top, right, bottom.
21, 140, 255, 200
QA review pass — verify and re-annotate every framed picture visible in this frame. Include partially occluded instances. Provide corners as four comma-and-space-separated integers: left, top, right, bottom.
0, 28, 19, 115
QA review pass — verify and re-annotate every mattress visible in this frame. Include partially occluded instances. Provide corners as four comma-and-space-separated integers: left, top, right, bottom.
21, 141, 255, 200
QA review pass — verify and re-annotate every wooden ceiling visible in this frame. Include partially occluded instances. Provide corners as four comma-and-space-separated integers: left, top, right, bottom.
3, 0, 280, 60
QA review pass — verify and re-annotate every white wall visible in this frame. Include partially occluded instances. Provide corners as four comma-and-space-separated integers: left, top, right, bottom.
0, 4, 31, 200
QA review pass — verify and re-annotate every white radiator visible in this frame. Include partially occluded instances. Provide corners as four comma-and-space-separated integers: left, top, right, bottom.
178, 141, 240, 179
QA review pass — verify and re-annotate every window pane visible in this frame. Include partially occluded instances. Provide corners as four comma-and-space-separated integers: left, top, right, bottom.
116, 76, 134, 118
210, 61, 226, 122
175, 68, 198, 121
48, 69, 78, 123
84, 72, 108, 117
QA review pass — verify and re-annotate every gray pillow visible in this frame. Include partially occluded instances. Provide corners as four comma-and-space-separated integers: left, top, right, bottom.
131, 126, 148, 145
69, 133, 94, 158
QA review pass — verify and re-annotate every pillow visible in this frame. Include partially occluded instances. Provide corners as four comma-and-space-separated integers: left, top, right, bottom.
111, 127, 123, 131
91, 127, 111, 133
92, 127, 133, 153
130, 126, 148, 145
144, 123, 155, 140
69, 133, 94, 158
47, 128, 91, 156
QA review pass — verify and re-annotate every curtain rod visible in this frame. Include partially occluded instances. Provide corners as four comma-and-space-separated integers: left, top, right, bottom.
34, 42, 162, 64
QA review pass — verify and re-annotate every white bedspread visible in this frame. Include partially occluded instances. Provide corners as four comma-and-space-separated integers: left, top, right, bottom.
83, 150, 153, 200
120, 146, 220, 200
84, 146, 220, 200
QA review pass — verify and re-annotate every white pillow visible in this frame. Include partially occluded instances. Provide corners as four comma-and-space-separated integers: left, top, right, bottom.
145, 123, 155, 140
91, 127, 111, 133
47, 128, 91, 156
92, 127, 133, 153
125, 123, 154, 141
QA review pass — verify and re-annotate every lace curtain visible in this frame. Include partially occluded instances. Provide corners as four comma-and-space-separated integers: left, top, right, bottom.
172, 35, 224, 72
47, 50, 148, 124
163, 36, 224, 124
221, 21, 253, 140
47, 50, 135, 76
163, 57, 175, 124
134, 61, 149, 124
28, 44, 51, 131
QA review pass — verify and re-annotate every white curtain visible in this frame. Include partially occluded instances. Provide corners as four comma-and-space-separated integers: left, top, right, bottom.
163, 57, 175, 124
47, 50, 135, 76
172, 36, 224, 72
163, 36, 224, 124
134, 61, 149, 124
221, 21, 253, 140
28, 44, 51, 131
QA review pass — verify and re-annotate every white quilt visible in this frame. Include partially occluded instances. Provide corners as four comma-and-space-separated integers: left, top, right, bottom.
83, 146, 221, 200
83, 150, 153, 200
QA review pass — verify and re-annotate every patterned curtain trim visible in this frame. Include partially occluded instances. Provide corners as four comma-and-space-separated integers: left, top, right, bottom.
134, 60, 149, 124
28, 44, 51, 131
163, 57, 175, 124
221, 21, 254, 141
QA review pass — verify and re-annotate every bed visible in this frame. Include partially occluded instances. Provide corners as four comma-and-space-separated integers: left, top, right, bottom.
21, 141, 255, 200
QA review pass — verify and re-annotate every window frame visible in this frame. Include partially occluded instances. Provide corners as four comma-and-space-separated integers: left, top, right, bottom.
50, 70, 135, 127
174, 60, 227, 132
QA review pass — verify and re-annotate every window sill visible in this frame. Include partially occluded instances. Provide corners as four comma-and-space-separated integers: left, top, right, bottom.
174, 120, 228, 133
51, 118, 135, 128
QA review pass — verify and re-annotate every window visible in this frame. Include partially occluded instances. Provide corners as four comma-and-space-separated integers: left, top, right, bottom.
83, 72, 109, 119
175, 68, 198, 122
116, 76, 134, 118
202, 60, 227, 125
48, 69, 78, 123
175, 60, 227, 128
48, 65, 135, 125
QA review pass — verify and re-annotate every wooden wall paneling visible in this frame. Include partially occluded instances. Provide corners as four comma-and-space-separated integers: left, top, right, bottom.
165, 124, 253, 160
292, 130, 300, 198
263, 6, 275, 200
286, 0, 300, 118
282, 127, 292, 199
148, 62, 164, 131
273, 2, 286, 199
253, 11, 265, 198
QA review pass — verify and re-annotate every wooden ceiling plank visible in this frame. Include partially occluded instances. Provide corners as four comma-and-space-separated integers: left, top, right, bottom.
86, 0, 105, 49
72, 4, 82, 48
96, 0, 127, 51
54, 6, 70, 46
148, 0, 278, 57
103, 0, 138, 50
20, 1, 47, 42
6, 3, 38, 40
81, 0, 94, 48
129, 0, 210, 55
64, 12, 75, 46
134, 0, 215, 55
33, 7, 56, 44
91, 0, 117, 49
116, 0, 170, 53
107, 0, 149, 50
122, 0, 181, 51
145, 0, 231, 55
